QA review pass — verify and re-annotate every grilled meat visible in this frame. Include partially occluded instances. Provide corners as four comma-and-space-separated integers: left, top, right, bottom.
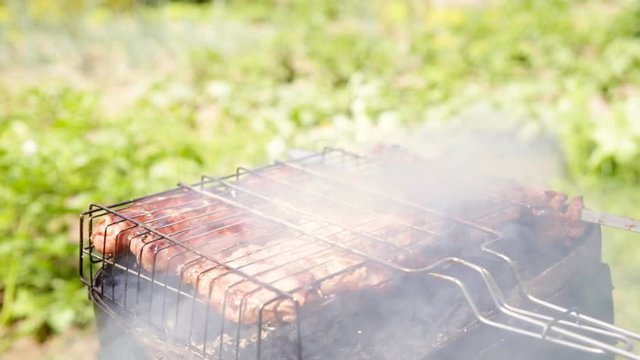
90, 181, 587, 324
90, 192, 192, 256
496, 183, 587, 242
178, 237, 389, 324
91, 190, 246, 270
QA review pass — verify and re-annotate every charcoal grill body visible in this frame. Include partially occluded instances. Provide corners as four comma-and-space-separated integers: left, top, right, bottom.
89, 226, 614, 360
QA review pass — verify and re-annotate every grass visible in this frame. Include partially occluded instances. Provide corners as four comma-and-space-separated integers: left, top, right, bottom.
1, 0, 640, 351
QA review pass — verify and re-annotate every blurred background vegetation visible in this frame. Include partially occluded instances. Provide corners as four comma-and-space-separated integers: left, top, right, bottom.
1, 0, 640, 357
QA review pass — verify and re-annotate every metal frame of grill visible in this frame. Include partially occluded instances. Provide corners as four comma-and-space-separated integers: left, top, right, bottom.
80, 147, 640, 359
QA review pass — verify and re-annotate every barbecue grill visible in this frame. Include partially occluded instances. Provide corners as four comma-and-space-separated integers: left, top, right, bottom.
79, 147, 640, 359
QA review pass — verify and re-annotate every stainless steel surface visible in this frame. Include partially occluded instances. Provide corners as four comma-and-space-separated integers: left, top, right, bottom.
582, 208, 640, 234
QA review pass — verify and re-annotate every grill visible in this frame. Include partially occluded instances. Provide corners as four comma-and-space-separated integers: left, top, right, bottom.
80, 147, 640, 359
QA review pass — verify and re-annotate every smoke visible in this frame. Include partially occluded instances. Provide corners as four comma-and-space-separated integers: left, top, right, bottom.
404, 119, 561, 184
90, 118, 612, 360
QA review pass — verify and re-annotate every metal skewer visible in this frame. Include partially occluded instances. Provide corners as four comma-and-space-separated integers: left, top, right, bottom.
581, 209, 640, 234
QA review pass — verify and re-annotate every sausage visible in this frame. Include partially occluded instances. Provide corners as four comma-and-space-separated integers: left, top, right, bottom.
90, 190, 245, 265
90, 192, 192, 256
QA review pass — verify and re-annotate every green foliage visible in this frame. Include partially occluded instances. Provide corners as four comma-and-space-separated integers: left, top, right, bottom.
1, 0, 640, 347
